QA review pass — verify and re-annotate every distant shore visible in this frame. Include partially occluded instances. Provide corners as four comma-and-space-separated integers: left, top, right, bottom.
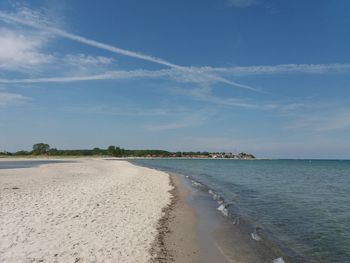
0, 155, 257, 160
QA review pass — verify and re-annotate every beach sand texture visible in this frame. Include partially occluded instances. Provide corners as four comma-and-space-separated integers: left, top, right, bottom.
0, 159, 172, 262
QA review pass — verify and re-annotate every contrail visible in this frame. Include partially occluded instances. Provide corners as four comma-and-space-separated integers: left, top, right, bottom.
0, 10, 261, 92
207, 75, 261, 92
0, 70, 167, 84
0, 11, 183, 69
0, 69, 261, 93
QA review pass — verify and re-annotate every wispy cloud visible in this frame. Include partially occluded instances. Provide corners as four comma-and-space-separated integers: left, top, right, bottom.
2, 62, 349, 85
227, 0, 259, 8
0, 28, 53, 71
3, 7, 348, 95
0, 91, 30, 107
0, 8, 182, 69
0, 69, 168, 83
62, 54, 114, 68
0, 69, 258, 94
170, 85, 313, 111
177, 86, 259, 109
0, 27, 115, 75
1, 6, 349, 119
0, 7, 258, 92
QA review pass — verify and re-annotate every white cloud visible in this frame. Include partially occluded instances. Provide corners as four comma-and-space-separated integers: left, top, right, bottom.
228, 0, 259, 8
177, 86, 259, 109
0, 29, 115, 76
0, 28, 115, 74
0, 9, 181, 69
0, 28, 53, 71
63, 54, 113, 66
57, 54, 114, 74
0, 91, 30, 107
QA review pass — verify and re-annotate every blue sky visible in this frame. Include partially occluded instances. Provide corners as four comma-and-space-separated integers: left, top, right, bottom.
0, 0, 350, 158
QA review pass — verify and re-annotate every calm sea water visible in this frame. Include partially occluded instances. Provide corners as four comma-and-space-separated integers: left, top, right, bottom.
131, 159, 350, 263
0, 160, 69, 170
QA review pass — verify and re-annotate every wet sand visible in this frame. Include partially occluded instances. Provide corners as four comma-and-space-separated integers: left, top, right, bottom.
151, 174, 200, 263
158, 172, 288, 263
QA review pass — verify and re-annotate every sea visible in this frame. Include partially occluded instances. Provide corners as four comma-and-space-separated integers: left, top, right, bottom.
131, 159, 350, 263
0, 160, 69, 170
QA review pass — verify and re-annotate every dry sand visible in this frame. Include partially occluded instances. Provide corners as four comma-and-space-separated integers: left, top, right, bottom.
0, 159, 172, 262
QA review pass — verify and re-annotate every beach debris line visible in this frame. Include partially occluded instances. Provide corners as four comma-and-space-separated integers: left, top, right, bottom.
3, 186, 20, 190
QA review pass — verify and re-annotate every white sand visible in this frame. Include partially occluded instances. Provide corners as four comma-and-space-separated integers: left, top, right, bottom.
0, 159, 172, 262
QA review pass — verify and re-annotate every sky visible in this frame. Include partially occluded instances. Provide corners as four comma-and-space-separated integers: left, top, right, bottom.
0, 0, 350, 158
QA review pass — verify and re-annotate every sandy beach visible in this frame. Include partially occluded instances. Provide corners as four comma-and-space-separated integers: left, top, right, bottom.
0, 159, 173, 262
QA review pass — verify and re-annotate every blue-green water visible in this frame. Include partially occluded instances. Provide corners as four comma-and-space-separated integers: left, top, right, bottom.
131, 159, 350, 262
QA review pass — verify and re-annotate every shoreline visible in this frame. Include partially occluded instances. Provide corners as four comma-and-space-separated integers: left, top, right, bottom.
131, 160, 295, 263
147, 169, 264, 263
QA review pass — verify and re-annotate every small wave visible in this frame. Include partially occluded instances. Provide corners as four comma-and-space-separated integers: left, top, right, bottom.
251, 232, 262, 241
217, 204, 229, 217
272, 257, 285, 263
208, 189, 225, 204
190, 178, 209, 191
191, 180, 202, 187
131, 162, 307, 263
232, 217, 240, 225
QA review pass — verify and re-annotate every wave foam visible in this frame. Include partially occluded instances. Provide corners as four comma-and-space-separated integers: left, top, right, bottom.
272, 257, 285, 263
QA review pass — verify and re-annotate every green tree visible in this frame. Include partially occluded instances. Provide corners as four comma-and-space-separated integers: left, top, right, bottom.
175, 152, 182, 157
32, 143, 50, 155
48, 148, 60, 156
114, 146, 122, 157
14, 150, 30, 156
107, 145, 116, 156
92, 147, 102, 155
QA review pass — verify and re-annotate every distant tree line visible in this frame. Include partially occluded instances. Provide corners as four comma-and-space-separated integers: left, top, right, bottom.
0, 143, 255, 159
0, 143, 173, 157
